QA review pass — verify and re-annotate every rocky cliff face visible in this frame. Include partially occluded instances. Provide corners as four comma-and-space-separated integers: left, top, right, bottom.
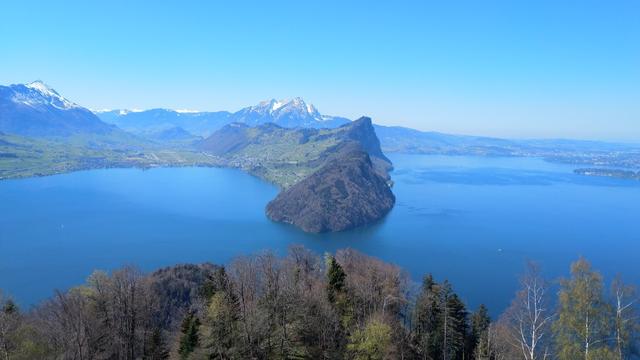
336, 117, 393, 181
266, 143, 395, 233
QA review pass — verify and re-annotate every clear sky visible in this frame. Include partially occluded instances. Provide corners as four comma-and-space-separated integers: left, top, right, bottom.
1, 0, 638, 140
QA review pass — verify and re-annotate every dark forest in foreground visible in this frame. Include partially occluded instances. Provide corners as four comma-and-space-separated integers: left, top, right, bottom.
1, 246, 638, 360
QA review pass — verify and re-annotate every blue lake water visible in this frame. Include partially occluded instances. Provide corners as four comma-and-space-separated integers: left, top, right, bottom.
1, 154, 639, 314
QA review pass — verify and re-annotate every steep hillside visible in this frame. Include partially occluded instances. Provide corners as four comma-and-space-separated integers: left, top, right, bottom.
266, 145, 395, 233
198, 117, 391, 188
199, 117, 395, 232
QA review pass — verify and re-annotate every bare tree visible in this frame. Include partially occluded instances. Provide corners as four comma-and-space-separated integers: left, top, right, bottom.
34, 288, 100, 360
229, 255, 263, 358
0, 292, 20, 360
335, 248, 409, 325
490, 321, 521, 360
500, 262, 554, 360
611, 276, 639, 360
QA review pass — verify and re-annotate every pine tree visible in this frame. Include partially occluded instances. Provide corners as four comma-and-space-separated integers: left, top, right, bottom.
178, 311, 201, 359
203, 291, 240, 359
146, 328, 169, 360
470, 305, 491, 359
413, 274, 442, 359
1, 300, 16, 316
446, 293, 468, 360
326, 255, 346, 304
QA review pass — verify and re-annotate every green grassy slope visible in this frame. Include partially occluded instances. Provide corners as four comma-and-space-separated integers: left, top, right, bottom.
0, 132, 223, 180
198, 118, 391, 188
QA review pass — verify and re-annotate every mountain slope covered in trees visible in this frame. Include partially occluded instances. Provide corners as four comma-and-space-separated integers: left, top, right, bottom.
1, 247, 637, 360
266, 144, 395, 232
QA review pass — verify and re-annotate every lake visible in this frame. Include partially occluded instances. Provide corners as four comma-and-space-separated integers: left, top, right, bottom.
1, 154, 639, 314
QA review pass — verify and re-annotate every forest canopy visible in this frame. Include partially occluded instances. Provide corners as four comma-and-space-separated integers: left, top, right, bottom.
1, 246, 638, 360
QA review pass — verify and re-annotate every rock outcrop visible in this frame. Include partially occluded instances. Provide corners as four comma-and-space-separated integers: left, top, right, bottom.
199, 116, 396, 233
266, 142, 395, 233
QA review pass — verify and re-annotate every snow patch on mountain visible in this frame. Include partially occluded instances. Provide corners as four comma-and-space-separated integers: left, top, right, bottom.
271, 100, 286, 111
13, 81, 80, 110
92, 97, 351, 131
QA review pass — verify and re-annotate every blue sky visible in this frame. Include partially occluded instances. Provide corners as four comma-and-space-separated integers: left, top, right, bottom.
1, 0, 638, 140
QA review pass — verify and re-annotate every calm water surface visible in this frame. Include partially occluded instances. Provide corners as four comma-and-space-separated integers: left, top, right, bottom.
1, 154, 639, 313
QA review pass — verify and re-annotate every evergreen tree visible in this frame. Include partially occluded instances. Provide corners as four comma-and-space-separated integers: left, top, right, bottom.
469, 305, 491, 359
444, 292, 468, 360
178, 311, 201, 359
146, 328, 170, 360
413, 274, 442, 359
326, 255, 346, 304
1, 300, 17, 316
203, 291, 240, 359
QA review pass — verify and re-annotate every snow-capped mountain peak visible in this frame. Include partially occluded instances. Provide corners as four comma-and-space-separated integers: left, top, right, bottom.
0, 81, 116, 137
251, 97, 318, 116
232, 97, 350, 128
14, 81, 80, 110
26, 80, 57, 95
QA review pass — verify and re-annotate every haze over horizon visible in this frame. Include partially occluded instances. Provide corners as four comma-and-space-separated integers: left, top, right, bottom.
1, 0, 638, 141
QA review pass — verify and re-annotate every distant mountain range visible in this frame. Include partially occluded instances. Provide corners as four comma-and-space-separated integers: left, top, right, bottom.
0, 81, 116, 137
93, 96, 640, 159
1, 81, 638, 169
1, 81, 639, 231
95, 108, 230, 138
373, 125, 639, 155
95, 97, 350, 138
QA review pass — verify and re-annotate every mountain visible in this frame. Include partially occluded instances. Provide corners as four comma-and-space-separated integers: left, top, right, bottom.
228, 97, 350, 128
266, 143, 395, 233
96, 98, 350, 137
0, 81, 116, 137
373, 125, 521, 156
196, 122, 261, 155
199, 117, 395, 232
198, 117, 391, 187
95, 109, 232, 137
147, 126, 200, 142
373, 124, 640, 157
